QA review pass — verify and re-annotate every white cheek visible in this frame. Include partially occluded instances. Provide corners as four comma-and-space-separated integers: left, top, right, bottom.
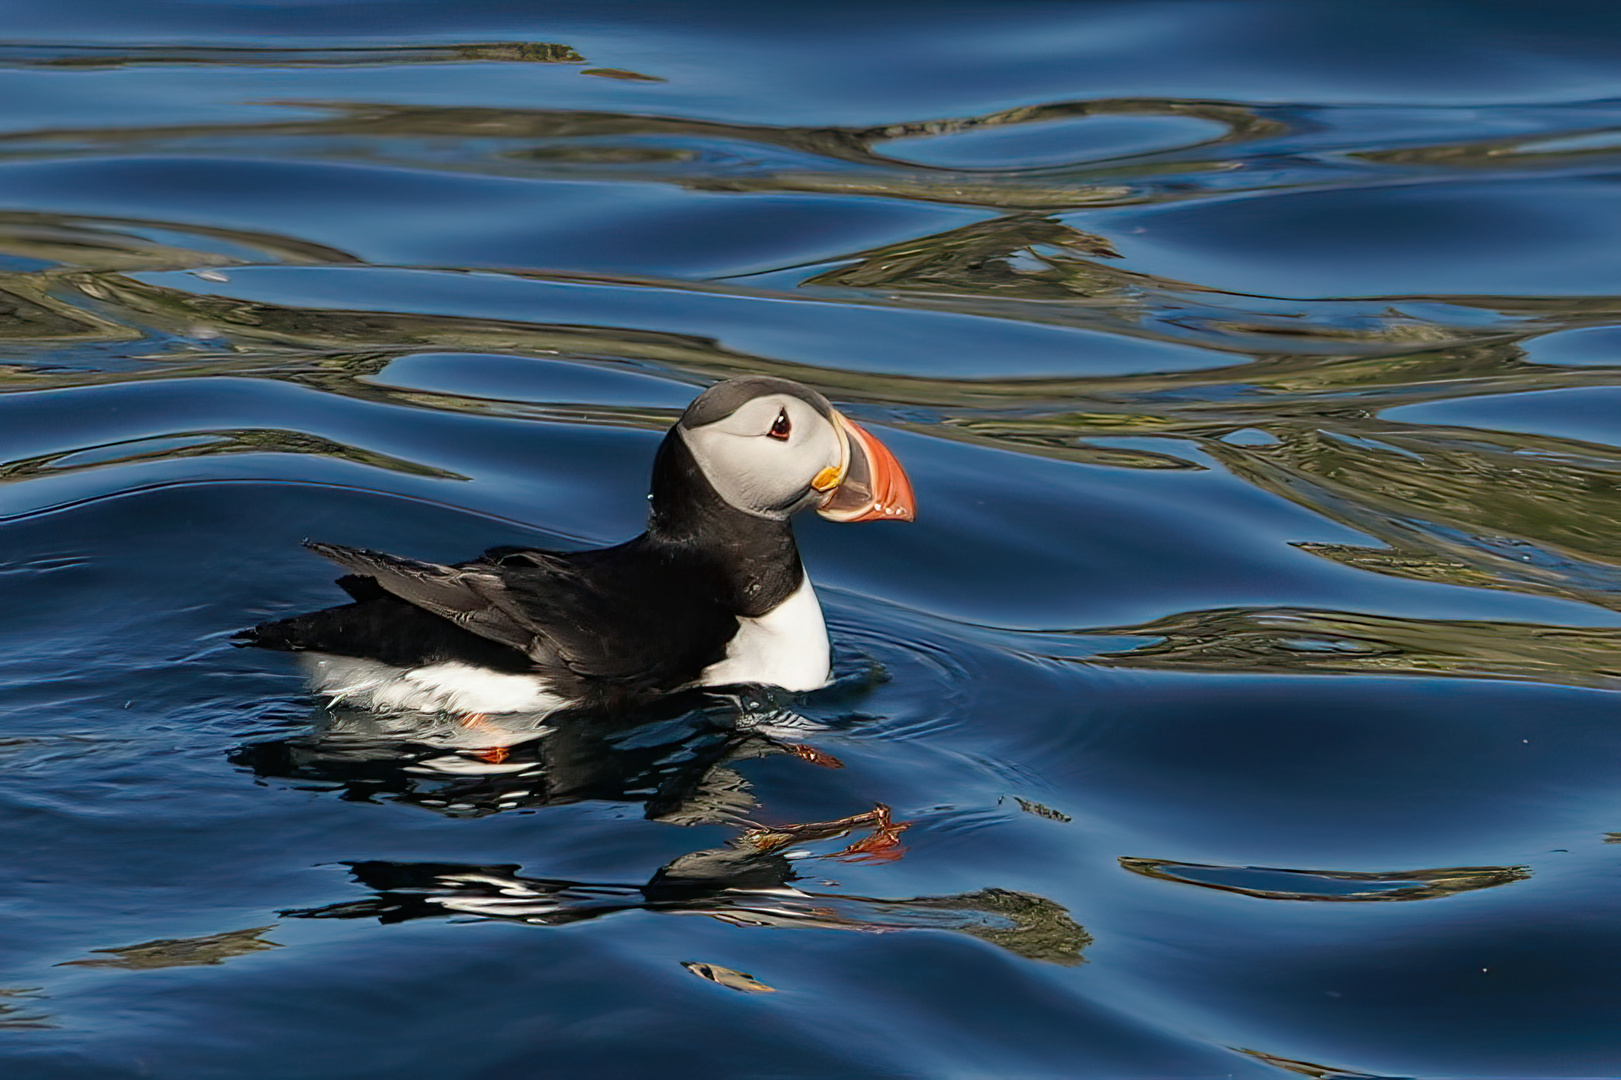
682, 432, 811, 515
679, 398, 842, 516
799, 422, 841, 474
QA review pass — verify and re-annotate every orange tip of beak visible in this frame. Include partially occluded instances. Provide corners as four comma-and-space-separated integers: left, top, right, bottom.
817, 412, 916, 523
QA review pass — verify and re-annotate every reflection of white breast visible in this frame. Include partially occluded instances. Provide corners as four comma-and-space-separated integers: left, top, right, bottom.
699, 576, 831, 692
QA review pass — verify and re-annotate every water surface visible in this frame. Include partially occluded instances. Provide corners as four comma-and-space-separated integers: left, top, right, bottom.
3, 2, 1621, 1077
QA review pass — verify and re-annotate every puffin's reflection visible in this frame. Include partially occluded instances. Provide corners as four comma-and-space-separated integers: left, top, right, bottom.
230, 692, 831, 824
284, 837, 1090, 965
239, 696, 1089, 964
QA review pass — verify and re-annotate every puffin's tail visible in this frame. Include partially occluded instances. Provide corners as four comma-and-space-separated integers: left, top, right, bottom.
233, 611, 327, 652
237, 594, 535, 672
236, 539, 397, 650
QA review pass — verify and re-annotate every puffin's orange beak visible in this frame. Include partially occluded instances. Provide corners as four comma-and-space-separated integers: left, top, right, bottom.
815, 411, 916, 523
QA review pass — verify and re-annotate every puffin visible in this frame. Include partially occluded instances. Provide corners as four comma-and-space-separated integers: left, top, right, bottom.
240, 376, 915, 717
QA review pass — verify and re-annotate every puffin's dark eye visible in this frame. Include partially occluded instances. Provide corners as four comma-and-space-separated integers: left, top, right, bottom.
768, 408, 791, 440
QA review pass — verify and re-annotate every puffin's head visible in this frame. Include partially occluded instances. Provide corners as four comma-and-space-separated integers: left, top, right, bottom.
672, 376, 915, 523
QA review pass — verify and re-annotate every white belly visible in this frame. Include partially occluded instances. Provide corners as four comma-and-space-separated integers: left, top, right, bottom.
699, 576, 831, 692
302, 654, 568, 715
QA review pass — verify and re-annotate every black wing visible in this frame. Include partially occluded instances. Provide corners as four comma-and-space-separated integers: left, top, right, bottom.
259, 539, 742, 702
241, 592, 538, 674
458, 540, 743, 691
303, 542, 550, 660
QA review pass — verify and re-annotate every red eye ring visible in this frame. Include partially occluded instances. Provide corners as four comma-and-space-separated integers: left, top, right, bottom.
768, 408, 791, 440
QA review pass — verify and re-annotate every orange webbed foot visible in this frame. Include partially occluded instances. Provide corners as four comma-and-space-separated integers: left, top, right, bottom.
833, 803, 911, 863
457, 713, 511, 764
784, 743, 844, 769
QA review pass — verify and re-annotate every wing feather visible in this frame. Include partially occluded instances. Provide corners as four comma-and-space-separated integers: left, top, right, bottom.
303, 539, 740, 697
305, 541, 546, 660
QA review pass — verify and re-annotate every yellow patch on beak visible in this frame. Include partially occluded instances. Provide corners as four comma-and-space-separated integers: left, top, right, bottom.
811, 464, 844, 492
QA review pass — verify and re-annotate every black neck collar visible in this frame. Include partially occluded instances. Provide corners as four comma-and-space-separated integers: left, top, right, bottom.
645, 430, 804, 616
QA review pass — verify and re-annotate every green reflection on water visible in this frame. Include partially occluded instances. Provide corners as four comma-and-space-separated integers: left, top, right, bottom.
1120, 857, 1530, 902
1, 85, 1620, 638
58, 925, 282, 970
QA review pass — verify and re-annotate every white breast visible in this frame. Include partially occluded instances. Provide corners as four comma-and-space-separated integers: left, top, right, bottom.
699, 575, 831, 692
301, 654, 569, 715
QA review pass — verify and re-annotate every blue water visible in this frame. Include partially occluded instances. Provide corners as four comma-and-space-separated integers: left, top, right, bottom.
3, 2, 1621, 1076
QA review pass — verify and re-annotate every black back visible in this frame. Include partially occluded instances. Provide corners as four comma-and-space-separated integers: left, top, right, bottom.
241, 426, 808, 714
